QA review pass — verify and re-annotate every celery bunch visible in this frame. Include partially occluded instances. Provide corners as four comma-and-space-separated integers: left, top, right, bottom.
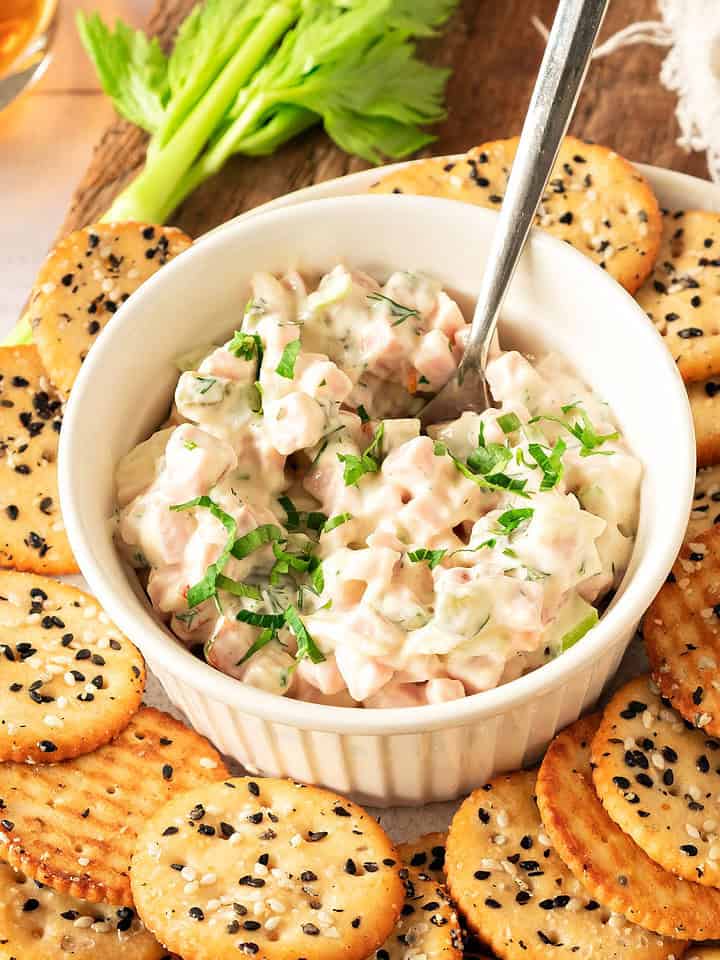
78, 0, 459, 224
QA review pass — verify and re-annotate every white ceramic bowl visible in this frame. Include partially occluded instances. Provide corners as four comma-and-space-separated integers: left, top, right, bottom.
60, 194, 694, 806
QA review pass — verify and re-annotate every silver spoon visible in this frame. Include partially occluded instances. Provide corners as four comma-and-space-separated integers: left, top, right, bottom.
419, 0, 610, 428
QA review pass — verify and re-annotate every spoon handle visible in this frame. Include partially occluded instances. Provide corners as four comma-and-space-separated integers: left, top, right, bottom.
459, 0, 609, 382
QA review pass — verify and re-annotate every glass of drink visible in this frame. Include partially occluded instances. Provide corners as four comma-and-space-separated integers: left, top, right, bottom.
0, 0, 58, 110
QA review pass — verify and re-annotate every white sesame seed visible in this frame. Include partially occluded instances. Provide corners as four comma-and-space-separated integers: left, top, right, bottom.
254, 862, 268, 877
492, 834, 507, 846
686, 824, 701, 839
64, 672, 76, 686
289, 834, 302, 848
199, 757, 217, 769
77, 857, 90, 867
181, 867, 196, 882
91, 921, 112, 934
496, 810, 509, 829
265, 916, 281, 931
184, 881, 199, 895
268, 899, 286, 914
44, 715, 62, 728
200, 873, 216, 886
73, 916, 94, 928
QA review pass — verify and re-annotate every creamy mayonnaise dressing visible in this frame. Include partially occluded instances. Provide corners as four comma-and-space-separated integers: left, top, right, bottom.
115, 266, 641, 708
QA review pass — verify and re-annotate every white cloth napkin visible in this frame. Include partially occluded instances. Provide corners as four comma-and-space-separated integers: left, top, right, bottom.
534, 1, 720, 181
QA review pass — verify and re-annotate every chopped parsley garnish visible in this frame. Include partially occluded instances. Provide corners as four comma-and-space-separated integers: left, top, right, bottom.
195, 376, 217, 395
497, 508, 534, 534
183, 439, 197, 451
169, 496, 237, 608
527, 438, 566, 491
338, 423, 385, 486
367, 292, 421, 326
407, 548, 446, 569
231, 524, 283, 560
237, 609, 286, 629
276, 339, 301, 379
284, 604, 325, 664
451, 538, 497, 556
497, 412, 521, 434
237, 627, 276, 666
434, 440, 529, 497
269, 541, 315, 586
357, 404, 370, 423
215, 576, 262, 600
310, 561, 324, 595
322, 513, 352, 533
467, 424, 512, 476
530, 403, 618, 457
277, 495, 327, 533
228, 331, 263, 377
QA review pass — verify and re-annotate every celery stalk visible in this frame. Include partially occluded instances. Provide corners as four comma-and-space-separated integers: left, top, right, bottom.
148, 1, 262, 160
157, 104, 317, 223
103, 1, 298, 224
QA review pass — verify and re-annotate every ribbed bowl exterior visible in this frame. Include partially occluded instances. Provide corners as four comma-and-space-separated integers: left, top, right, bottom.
148, 625, 631, 807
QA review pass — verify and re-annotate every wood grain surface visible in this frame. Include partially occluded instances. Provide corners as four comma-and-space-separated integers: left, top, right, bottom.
60, 0, 707, 239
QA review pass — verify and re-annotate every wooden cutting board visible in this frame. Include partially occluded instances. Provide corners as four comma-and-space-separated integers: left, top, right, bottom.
61, 0, 708, 240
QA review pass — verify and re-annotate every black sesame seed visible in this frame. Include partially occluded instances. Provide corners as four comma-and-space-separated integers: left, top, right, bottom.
691, 295, 702, 308
162, 764, 173, 781
307, 831, 327, 842
189, 804, 205, 821
559, 211, 573, 225
162, 826, 179, 836
612, 776, 631, 789
247, 781, 260, 796
75, 649, 91, 661
220, 822, 236, 838
61, 909, 79, 920
238, 876, 265, 887
188, 907, 204, 921
474, 870, 490, 880
478, 808, 490, 824
697, 754, 710, 773
302, 923, 320, 935
38, 740, 57, 753
5, 505, 18, 520
636, 773, 653, 788
485, 897, 502, 909
680, 844, 698, 857
344, 858, 357, 875
333, 805, 351, 817
693, 687, 704, 705
243, 921, 261, 931
516, 890, 531, 904
12, 376, 29, 387
22, 898, 40, 911
198, 824, 216, 836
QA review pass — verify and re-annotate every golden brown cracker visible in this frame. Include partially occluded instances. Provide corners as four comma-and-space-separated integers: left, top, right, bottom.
0, 707, 228, 906
644, 529, 720, 736
592, 675, 720, 889
445, 768, 681, 960
688, 377, 720, 468
130, 776, 405, 960
370, 137, 662, 294
0, 346, 76, 574
636, 210, 720, 382
687, 465, 720, 540
30, 222, 191, 399
0, 860, 168, 959
537, 714, 720, 939
0, 571, 145, 763
370, 864, 462, 960
397, 832, 448, 887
